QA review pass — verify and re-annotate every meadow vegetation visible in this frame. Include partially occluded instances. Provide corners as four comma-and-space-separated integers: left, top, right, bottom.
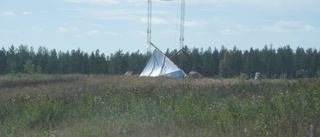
0, 74, 319, 136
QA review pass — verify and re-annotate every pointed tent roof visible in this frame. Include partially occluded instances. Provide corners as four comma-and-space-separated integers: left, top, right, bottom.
140, 49, 187, 78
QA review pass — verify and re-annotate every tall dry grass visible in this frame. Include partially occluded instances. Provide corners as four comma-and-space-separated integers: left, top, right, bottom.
0, 74, 319, 136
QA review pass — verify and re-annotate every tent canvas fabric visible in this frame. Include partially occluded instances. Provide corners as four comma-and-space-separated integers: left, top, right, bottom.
140, 49, 187, 78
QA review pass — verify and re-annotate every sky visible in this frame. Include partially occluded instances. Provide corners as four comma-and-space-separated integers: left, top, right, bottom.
1, 0, 320, 55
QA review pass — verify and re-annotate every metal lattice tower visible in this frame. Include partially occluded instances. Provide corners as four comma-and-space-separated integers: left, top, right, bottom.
179, 0, 185, 50
147, 0, 152, 53
146, 0, 184, 52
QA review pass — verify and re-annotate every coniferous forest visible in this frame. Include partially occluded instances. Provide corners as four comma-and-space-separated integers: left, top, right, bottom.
1, 44, 320, 78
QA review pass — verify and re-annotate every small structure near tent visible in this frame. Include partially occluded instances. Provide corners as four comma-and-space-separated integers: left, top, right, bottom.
188, 71, 203, 78
140, 48, 187, 78
124, 71, 133, 76
239, 73, 250, 80
255, 72, 262, 80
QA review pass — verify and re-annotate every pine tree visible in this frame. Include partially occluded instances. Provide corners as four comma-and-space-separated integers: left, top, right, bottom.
0, 48, 7, 74
46, 49, 58, 74
23, 59, 35, 74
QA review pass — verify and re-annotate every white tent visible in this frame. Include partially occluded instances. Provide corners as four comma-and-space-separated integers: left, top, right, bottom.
140, 49, 187, 78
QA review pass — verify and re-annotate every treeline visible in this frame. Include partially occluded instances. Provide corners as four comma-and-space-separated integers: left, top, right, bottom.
0, 45, 147, 75
1, 45, 320, 78
168, 45, 320, 78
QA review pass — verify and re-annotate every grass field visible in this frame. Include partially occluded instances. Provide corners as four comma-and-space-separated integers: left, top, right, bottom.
0, 74, 319, 137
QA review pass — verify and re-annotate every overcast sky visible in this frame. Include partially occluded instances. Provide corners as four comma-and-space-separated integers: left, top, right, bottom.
1, 0, 320, 55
